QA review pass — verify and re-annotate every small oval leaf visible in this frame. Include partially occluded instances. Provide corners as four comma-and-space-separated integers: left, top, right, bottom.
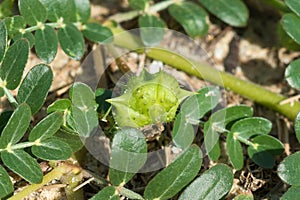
18, 0, 47, 25
0, 165, 13, 199
109, 127, 147, 186
35, 25, 58, 63
0, 21, 7, 62
278, 151, 300, 186
226, 132, 244, 170
1, 150, 43, 184
71, 0, 91, 23
282, 13, 300, 45
168, 2, 208, 37
231, 117, 272, 140
90, 186, 119, 200
17, 64, 53, 114
0, 39, 29, 90
40, 0, 73, 22
285, 58, 300, 89
138, 14, 166, 46
3, 16, 26, 36
47, 99, 72, 114
29, 112, 63, 141
281, 186, 300, 200
70, 82, 98, 137
31, 138, 72, 160
0, 103, 31, 148
179, 164, 233, 200
199, 0, 249, 27
58, 23, 84, 60
82, 23, 113, 43
144, 145, 202, 200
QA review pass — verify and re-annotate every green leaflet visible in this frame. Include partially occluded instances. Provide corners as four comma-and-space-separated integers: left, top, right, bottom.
31, 138, 72, 160
179, 164, 233, 200
70, 82, 98, 137
17, 64, 53, 114
53, 130, 83, 152
90, 186, 119, 200
285, 58, 300, 89
0, 20, 7, 62
128, 0, 149, 10
248, 135, 284, 168
47, 99, 72, 114
226, 132, 243, 170
1, 150, 43, 183
0, 165, 13, 199
0, 103, 31, 149
71, 0, 91, 23
199, 0, 248, 27
35, 25, 58, 63
278, 151, 300, 186
281, 186, 300, 200
39, 0, 73, 22
230, 117, 272, 140
282, 13, 300, 45
172, 112, 195, 149
109, 127, 147, 186
29, 112, 63, 141
204, 105, 253, 161
138, 14, 166, 46
144, 145, 202, 200
13, 31, 35, 48
285, 0, 300, 17
82, 23, 113, 43
277, 23, 300, 51
18, 0, 47, 26
120, 187, 144, 200
0, 39, 29, 90
295, 112, 300, 143
58, 23, 84, 60
168, 2, 208, 37
3, 16, 26, 36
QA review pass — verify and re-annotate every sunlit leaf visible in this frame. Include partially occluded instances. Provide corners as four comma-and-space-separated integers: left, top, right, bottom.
18, 0, 47, 25
40, 0, 73, 22
285, 58, 300, 89
278, 151, 300, 185
282, 13, 300, 45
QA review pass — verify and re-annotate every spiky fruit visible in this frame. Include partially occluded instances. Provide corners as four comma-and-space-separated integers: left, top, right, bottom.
107, 70, 193, 128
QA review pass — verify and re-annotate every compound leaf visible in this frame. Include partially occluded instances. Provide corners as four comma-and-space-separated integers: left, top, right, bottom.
35, 25, 58, 63
168, 2, 208, 37
285, 58, 300, 89
199, 0, 248, 27
144, 145, 202, 200
70, 82, 98, 137
17, 64, 53, 114
29, 112, 63, 141
226, 132, 243, 170
18, 0, 47, 25
0, 103, 31, 148
231, 117, 272, 140
179, 164, 233, 200
109, 127, 147, 186
204, 105, 253, 161
0, 20, 7, 62
90, 186, 119, 200
282, 13, 300, 45
58, 23, 84, 60
82, 23, 113, 43
1, 150, 43, 183
0, 39, 29, 90
0, 165, 13, 199
138, 14, 165, 46
31, 138, 72, 160
278, 151, 300, 186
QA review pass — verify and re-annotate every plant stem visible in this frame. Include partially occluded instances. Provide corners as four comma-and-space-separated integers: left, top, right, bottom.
10, 141, 35, 150
8, 163, 80, 200
107, 24, 300, 120
108, 0, 178, 23
261, 0, 291, 13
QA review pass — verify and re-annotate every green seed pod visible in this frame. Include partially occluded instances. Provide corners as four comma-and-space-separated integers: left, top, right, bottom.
107, 69, 193, 127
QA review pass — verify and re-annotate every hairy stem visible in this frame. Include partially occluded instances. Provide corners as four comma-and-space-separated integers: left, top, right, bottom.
107, 24, 300, 120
